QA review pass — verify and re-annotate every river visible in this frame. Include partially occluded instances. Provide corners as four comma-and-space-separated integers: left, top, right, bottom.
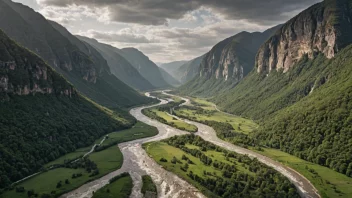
61, 92, 320, 198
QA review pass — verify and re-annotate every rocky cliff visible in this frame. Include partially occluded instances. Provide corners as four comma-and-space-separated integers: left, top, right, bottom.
178, 25, 281, 97
256, 0, 352, 73
199, 25, 281, 82
0, 0, 152, 107
0, 29, 74, 99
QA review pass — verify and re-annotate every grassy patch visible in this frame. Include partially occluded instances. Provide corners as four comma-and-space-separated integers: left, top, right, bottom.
141, 175, 157, 197
92, 173, 132, 198
45, 121, 157, 167
2, 122, 158, 198
175, 107, 257, 135
254, 148, 352, 198
143, 107, 198, 132
144, 135, 299, 198
1, 147, 122, 198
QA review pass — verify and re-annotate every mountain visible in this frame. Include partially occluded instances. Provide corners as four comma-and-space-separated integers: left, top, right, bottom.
212, 0, 352, 178
159, 67, 181, 87
0, 29, 133, 188
0, 0, 153, 108
178, 25, 281, 97
76, 36, 155, 91
116, 48, 171, 88
159, 60, 187, 76
176, 55, 204, 84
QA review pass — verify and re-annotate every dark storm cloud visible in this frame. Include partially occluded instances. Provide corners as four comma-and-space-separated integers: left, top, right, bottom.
38, 0, 321, 25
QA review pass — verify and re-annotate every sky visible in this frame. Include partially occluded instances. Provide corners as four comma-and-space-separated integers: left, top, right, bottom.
13, 0, 321, 63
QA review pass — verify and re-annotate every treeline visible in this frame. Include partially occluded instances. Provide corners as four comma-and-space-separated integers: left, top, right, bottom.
164, 135, 299, 198
0, 94, 134, 189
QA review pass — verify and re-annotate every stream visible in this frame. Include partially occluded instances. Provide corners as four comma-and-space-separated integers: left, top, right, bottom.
61, 92, 320, 198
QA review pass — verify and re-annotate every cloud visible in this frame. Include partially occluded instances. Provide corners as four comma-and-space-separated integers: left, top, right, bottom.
37, 0, 321, 26
79, 29, 155, 43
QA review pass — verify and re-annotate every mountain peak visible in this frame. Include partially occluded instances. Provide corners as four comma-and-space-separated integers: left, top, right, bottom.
256, 0, 352, 74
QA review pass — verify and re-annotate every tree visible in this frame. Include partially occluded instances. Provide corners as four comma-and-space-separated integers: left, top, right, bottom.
56, 181, 62, 188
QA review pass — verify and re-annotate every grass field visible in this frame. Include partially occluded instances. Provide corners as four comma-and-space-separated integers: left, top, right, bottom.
179, 96, 352, 198
92, 173, 133, 198
45, 121, 157, 167
141, 175, 157, 197
148, 108, 198, 132
1, 146, 122, 198
254, 148, 352, 198
2, 122, 158, 198
144, 141, 260, 197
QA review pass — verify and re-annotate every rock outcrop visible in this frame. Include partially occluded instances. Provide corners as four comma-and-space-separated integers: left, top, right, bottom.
256, 0, 352, 73
199, 25, 281, 82
0, 30, 75, 98
0, 0, 152, 107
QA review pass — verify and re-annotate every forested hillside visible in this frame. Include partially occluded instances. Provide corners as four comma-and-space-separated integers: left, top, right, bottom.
210, 0, 352, 178
76, 36, 155, 91
0, 29, 133, 188
0, 0, 153, 108
117, 48, 171, 88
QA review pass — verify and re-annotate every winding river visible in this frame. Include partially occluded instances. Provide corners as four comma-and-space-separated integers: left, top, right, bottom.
61, 92, 320, 198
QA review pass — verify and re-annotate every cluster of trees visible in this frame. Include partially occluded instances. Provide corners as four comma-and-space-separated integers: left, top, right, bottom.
141, 175, 157, 196
0, 94, 133, 189
164, 135, 299, 197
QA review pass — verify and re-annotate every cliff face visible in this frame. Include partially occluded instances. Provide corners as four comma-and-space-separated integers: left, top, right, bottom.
256, 0, 352, 73
0, 30, 74, 98
0, 0, 152, 107
178, 55, 204, 84
199, 25, 281, 83
0, 0, 99, 83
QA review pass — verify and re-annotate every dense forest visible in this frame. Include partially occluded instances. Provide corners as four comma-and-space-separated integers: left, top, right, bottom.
0, 29, 134, 189
184, 47, 352, 178
164, 135, 299, 198
0, 95, 134, 189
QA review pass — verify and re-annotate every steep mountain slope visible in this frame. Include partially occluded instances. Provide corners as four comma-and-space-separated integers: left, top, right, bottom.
212, 0, 352, 178
0, 29, 132, 188
178, 25, 281, 97
159, 60, 187, 79
117, 48, 170, 88
0, 0, 152, 108
159, 67, 181, 87
177, 55, 204, 84
76, 36, 155, 91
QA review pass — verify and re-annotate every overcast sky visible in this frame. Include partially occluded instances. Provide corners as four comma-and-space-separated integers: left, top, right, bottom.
13, 0, 321, 63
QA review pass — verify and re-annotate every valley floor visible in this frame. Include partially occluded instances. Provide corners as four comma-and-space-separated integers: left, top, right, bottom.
4, 91, 352, 198
169, 93, 352, 198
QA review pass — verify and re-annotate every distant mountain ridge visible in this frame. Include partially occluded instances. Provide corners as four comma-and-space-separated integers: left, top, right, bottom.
177, 55, 205, 84
0, 0, 152, 108
178, 25, 281, 97
116, 47, 171, 88
76, 36, 155, 91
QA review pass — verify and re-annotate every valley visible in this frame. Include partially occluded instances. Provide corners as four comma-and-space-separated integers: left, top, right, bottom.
1, 0, 352, 198
65, 91, 321, 198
